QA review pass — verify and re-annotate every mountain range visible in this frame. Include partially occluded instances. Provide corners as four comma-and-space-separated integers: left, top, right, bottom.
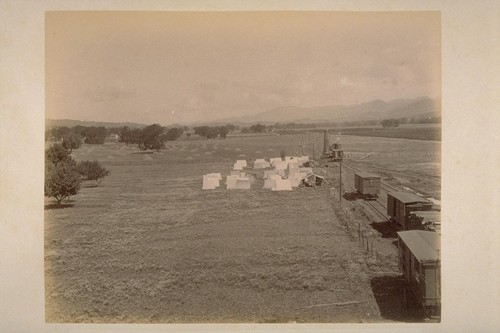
213, 96, 440, 125
45, 119, 146, 129
47, 96, 440, 128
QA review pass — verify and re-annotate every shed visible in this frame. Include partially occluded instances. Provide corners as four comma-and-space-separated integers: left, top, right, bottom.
303, 174, 325, 187
397, 230, 441, 315
387, 192, 433, 228
354, 172, 381, 199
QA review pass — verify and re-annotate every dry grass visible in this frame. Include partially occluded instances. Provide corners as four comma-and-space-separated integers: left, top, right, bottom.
45, 134, 440, 323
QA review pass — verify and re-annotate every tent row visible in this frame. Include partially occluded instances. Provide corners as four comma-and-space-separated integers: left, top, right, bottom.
202, 155, 321, 191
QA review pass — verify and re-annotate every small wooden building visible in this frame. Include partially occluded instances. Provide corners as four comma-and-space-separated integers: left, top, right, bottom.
354, 172, 381, 199
387, 192, 433, 229
397, 230, 441, 316
303, 174, 324, 187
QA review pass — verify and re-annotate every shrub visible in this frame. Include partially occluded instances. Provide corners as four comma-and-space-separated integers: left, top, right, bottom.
45, 159, 82, 205
62, 133, 82, 151
46, 143, 71, 166
78, 160, 110, 184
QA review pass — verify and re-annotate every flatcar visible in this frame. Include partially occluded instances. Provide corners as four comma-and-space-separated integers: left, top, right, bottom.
354, 172, 380, 200
397, 230, 441, 318
387, 192, 433, 229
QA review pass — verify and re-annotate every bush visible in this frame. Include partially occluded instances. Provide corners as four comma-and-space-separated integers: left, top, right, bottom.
46, 143, 71, 166
78, 160, 110, 184
62, 133, 82, 151
139, 124, 167, 151
45, 159, 82, 205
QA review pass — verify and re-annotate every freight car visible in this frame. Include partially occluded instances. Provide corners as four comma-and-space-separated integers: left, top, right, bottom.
354, 172, 380, 200
387, 192, 433, 229
397, 230, 441, 318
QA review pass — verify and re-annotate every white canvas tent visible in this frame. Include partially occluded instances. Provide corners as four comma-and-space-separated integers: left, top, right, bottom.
264, 170, 278, 179
202, 175, 220, 190
263, 174, 282, 189
271, 178, 293, 191
233, 163, 243, 171
298, 156, 309, 166
234, 177, 251, 190
254, 159, 271, 169
226, 175, 238, 189
270, 157, 282, 167
206, 173, 222, 180
287, 163, 300, 177
226, 175, 251, 190
274, 161, 288, 170
288, 177, 300, 187
236, 160, 247, 167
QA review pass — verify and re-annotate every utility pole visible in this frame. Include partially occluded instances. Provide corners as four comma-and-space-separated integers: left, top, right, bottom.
339, 158, 342, 204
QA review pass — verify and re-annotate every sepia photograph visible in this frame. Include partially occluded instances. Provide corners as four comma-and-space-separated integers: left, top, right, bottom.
1, 0, 499, 331
43, 11, 442, 323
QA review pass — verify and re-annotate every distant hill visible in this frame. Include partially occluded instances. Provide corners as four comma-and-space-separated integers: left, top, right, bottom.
215, 97, 440, 125
45, 119, 146, 129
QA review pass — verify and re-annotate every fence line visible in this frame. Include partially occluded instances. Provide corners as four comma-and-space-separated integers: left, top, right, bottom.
330, 187, 385, 261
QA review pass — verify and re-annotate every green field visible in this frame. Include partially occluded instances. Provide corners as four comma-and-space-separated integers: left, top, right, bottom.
45, 134, 440, 322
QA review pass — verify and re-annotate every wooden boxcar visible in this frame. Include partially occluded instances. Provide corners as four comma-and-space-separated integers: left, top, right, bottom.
387, 192, 433, 229
354, 172, 381, 199
397, 230, 441, 317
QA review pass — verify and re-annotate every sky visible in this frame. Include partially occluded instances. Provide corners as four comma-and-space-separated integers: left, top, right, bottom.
46, 11, 441, 125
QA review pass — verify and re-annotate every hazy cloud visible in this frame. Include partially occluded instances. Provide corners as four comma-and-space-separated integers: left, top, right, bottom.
46, 11, 440, 125
82, 86, 137, 102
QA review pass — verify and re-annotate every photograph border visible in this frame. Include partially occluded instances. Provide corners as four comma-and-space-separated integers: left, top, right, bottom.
1, 0, 499, 332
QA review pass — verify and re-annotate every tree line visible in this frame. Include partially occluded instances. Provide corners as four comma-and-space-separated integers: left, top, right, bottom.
119, 124, 184, 150
381, 115, 441, 128
47, 124, 188, 151
46, 125, 108, 145
193, 124, 238, 139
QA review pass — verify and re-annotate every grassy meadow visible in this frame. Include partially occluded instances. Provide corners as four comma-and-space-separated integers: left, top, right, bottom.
45, 133, 440, 322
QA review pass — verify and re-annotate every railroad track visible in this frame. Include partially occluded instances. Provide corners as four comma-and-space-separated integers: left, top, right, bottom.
342, 160, 400, 193
338, 161, 390, 221
336, 163, 389, 222
363, 199, 389, 221
350, 159, 441, 185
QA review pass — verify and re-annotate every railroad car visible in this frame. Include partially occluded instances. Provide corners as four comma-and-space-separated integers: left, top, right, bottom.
387, 192, 433, 229
329, 143, 343, 162
397, 230, 441, 318
354, 172, 380, 200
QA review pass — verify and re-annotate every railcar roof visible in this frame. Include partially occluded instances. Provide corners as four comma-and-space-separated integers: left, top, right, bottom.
398, 230, 440, 262
389, 191, 430, 204
355, 172, 380, 179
